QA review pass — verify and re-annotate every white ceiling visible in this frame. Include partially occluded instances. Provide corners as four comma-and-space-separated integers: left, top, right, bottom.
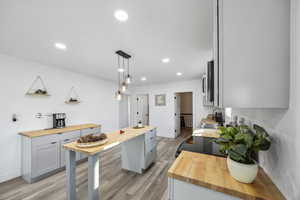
0, 0, 213, 85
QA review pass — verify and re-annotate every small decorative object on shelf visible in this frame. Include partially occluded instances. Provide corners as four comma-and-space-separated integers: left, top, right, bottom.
65, 87, 81, 104
25, 76, 50, 96
214, 124, 271, 183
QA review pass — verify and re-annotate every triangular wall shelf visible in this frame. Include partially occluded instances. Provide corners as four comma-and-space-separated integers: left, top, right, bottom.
25, 76, 50, 96
65, 87, 81, 104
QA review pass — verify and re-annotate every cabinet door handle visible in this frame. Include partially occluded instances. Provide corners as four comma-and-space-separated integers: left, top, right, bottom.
51, 142, 57, 144
64, 139, 70, 142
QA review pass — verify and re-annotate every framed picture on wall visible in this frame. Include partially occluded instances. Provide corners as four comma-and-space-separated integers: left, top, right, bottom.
155, 94, 166, 106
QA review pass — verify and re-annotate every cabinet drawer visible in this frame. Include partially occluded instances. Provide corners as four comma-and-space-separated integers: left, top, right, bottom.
145, 148, 156, 169
145, 134, 156, 154
32, 134, 59, 146
81, 126, 101, 136
145, 140, 156, 154
145, 129, 156, 141
60, 130, 80, 141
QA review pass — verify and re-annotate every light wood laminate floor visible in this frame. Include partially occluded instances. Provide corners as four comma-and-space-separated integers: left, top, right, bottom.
0, 131, 191, 200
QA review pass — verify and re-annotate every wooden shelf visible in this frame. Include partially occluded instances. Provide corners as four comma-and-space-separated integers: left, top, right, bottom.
26, 76, 50, 97
65, 87, 81, 104
25, 92, 50, 97
65, 100, 81, 104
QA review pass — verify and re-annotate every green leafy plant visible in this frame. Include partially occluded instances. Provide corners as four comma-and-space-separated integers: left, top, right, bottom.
214, 124, 271, 164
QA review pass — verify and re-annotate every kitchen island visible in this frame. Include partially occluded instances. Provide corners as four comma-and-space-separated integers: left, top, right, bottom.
168, 151, 285, 200
63, 126, 157, 200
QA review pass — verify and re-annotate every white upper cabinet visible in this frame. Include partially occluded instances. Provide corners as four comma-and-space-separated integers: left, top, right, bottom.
213, 0, 290, 108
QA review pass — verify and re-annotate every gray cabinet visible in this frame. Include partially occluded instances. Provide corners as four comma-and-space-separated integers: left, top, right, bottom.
32, 136, 60, 177
213, 0, 290, 108
60, 138, 80, 167
21, 125, 101, 183
60, 130, 81, 167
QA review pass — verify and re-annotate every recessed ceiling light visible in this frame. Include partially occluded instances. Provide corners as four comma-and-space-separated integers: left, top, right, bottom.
162, 58, 170, 63
114, 10, 128, 22
141, 77, 147, 81
54, 42, 67, 51
176, 72, 182, 76
118, 68, 125, 72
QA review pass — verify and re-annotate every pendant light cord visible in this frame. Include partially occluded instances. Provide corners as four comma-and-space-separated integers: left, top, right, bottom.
127, 59, 130, 76
123, 57, 125, 81
118, 55, 120, 88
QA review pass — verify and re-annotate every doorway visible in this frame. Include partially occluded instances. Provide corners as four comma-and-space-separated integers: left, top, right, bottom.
174, 92, 193, 138
133, 94, 149, 126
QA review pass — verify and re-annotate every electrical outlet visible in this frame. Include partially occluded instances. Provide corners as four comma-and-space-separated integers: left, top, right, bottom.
12, 114, 17, 122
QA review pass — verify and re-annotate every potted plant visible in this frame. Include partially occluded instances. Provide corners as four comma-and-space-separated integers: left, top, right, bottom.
214, 124, 271, 183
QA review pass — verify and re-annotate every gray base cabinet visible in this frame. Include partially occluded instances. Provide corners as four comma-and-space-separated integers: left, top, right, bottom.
32, 137, 60, 177
121, 128, 157, 173
21, 126, 101, 183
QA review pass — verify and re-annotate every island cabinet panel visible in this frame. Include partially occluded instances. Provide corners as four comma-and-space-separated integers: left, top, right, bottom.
213, 0, 290, 108
121, 128, 157, 173
168, 178, 241, 200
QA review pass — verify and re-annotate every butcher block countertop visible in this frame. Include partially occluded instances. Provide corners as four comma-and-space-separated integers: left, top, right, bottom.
19, 124, 100, 138
64, 126, 156, 155
168, 151, 286, 200
192, 128, 220, 138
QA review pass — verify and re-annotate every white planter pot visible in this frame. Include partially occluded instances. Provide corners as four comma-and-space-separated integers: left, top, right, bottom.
227, 156, 258, 183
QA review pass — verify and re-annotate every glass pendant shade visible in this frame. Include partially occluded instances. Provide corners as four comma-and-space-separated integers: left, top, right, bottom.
121, 82, 127, 92
125, 74, 131, 84
115, 90, 122, 101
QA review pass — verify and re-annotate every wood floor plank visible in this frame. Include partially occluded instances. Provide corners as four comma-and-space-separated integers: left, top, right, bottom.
0, 129, 191, 200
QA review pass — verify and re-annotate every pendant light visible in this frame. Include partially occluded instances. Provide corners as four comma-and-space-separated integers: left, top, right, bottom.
126, 59, 131, 84
121, 82, 127, 92
115, 50, 132, 100
115, 54, 122, 101
116, 90, 122, 101
121, 57, 127, 92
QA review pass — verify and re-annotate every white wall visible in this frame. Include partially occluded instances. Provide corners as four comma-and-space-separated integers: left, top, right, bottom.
132, 80, 210, 138
0, 54, 119, 183
229, 2, 299, 199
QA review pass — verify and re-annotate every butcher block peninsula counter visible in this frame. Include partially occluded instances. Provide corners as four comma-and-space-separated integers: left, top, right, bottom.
63, 126, 157, 200
168, 151, 286, 200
